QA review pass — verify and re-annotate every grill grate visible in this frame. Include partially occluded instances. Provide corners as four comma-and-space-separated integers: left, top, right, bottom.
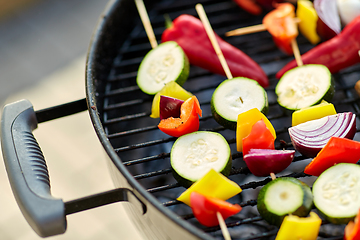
100, 0, 360, 239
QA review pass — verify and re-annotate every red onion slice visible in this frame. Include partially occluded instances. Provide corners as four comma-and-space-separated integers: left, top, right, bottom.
288, 112, 356, 157
244, 149, 295, 177
159, 95, 184, 120
314, 0, 342, 40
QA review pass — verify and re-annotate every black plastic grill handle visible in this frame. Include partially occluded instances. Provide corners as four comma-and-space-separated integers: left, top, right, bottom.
1, 99, 66, 237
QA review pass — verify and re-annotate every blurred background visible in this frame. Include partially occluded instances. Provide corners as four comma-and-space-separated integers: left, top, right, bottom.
0, 0, 142, 239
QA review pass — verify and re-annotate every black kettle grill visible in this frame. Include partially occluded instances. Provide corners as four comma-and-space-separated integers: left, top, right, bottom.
2, 0, 360, 239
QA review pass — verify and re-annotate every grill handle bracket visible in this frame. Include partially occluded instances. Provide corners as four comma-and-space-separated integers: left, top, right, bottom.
1, 99, 66, 238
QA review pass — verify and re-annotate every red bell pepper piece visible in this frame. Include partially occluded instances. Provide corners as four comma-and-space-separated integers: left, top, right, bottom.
190, 192, 242, 227
233, 0, 262, 15
161, 14, 269, 88
304, 137, 360, 176
276, 15, 360, 79
344, 208, 360, 240
242, 119, 275, 156
262, 3, 298, 55
158, 95, 202, 137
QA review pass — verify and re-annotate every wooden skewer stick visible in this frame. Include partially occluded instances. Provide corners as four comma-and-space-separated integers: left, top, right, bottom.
217, 212, 232, 240
226, 18, 301, 37
226, 24, 267, 37
134, 0, 158, 49
195, 3, 233, 80
270, 172, 276, 180
291, 38, 303, 67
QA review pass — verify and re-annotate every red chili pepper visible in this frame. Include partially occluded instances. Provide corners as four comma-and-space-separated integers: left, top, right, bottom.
276, 15, 360, 79
242, 119, 275, 156
233, 0, 263, 15
263, 3, 298, 55
304, 137, 360, 176
158, 95, 202, 137
190, 192, 242, 227
344, 208, 360, 240
161, 14, 269, 88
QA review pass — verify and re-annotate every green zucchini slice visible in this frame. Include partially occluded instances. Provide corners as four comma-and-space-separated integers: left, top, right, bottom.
211, 77, 268, 130
257, 177, 313, 227
313, 163, 360, 224
275, 64, 335, 111
170, 131, 232, 188
136, 41, 189, 95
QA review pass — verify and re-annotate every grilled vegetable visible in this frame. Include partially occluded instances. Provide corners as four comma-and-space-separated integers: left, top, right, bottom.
296, 0, 321, 45
159, 95, 184, 120
211, 77, 268, 130
236, 108, 276, 152
291, 101, 336, 126
263, 3, 298, 55
244, 149, 295, 177
190, 192, 242, 227
337, 0, 360, 26
275, 64, 334, 111
236, 108, 275, 153
344, 208, 360, 240
276, 15, 360, 79
242, 119, 275, 156
136, 41, 189, 95
233, 0, 262, 15
314, 0, 341, 41
289, 112, 356, 158
150, 81, 193, 118
312, 163, 360, 224
304, 137, 360, 176
161, 14, 269, 87
177, 169, 242, 206
275, 212, 322, 240
257, 177, 313, 227
158, 96, 202, 137
171, 131, 231, 188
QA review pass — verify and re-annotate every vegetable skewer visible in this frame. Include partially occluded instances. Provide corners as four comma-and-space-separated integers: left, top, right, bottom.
135, 0, 189, 95
194, 5, 234, 239
225, 18, 300, 37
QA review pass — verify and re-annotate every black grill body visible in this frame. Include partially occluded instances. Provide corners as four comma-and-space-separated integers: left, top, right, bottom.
85, 0, 360, 239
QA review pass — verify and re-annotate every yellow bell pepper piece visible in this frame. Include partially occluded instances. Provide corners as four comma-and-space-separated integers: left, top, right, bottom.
292, 101, 337, 126
236, 108, 276, 152
177, 169, 242, 206
275, 212, 322, 240
150, 81, 193, 118
296, 0, 321, 45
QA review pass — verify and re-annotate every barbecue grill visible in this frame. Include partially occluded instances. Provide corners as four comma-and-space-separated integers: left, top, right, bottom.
2, 0, 360, 239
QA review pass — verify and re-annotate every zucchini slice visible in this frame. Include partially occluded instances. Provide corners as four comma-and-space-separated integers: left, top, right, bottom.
170, 131, 232, 188
136, 41, 189, 95
275, 64, 335, 111
257, 177, 313, 227
313, 163, 360, 224
211, 77, 268, 130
